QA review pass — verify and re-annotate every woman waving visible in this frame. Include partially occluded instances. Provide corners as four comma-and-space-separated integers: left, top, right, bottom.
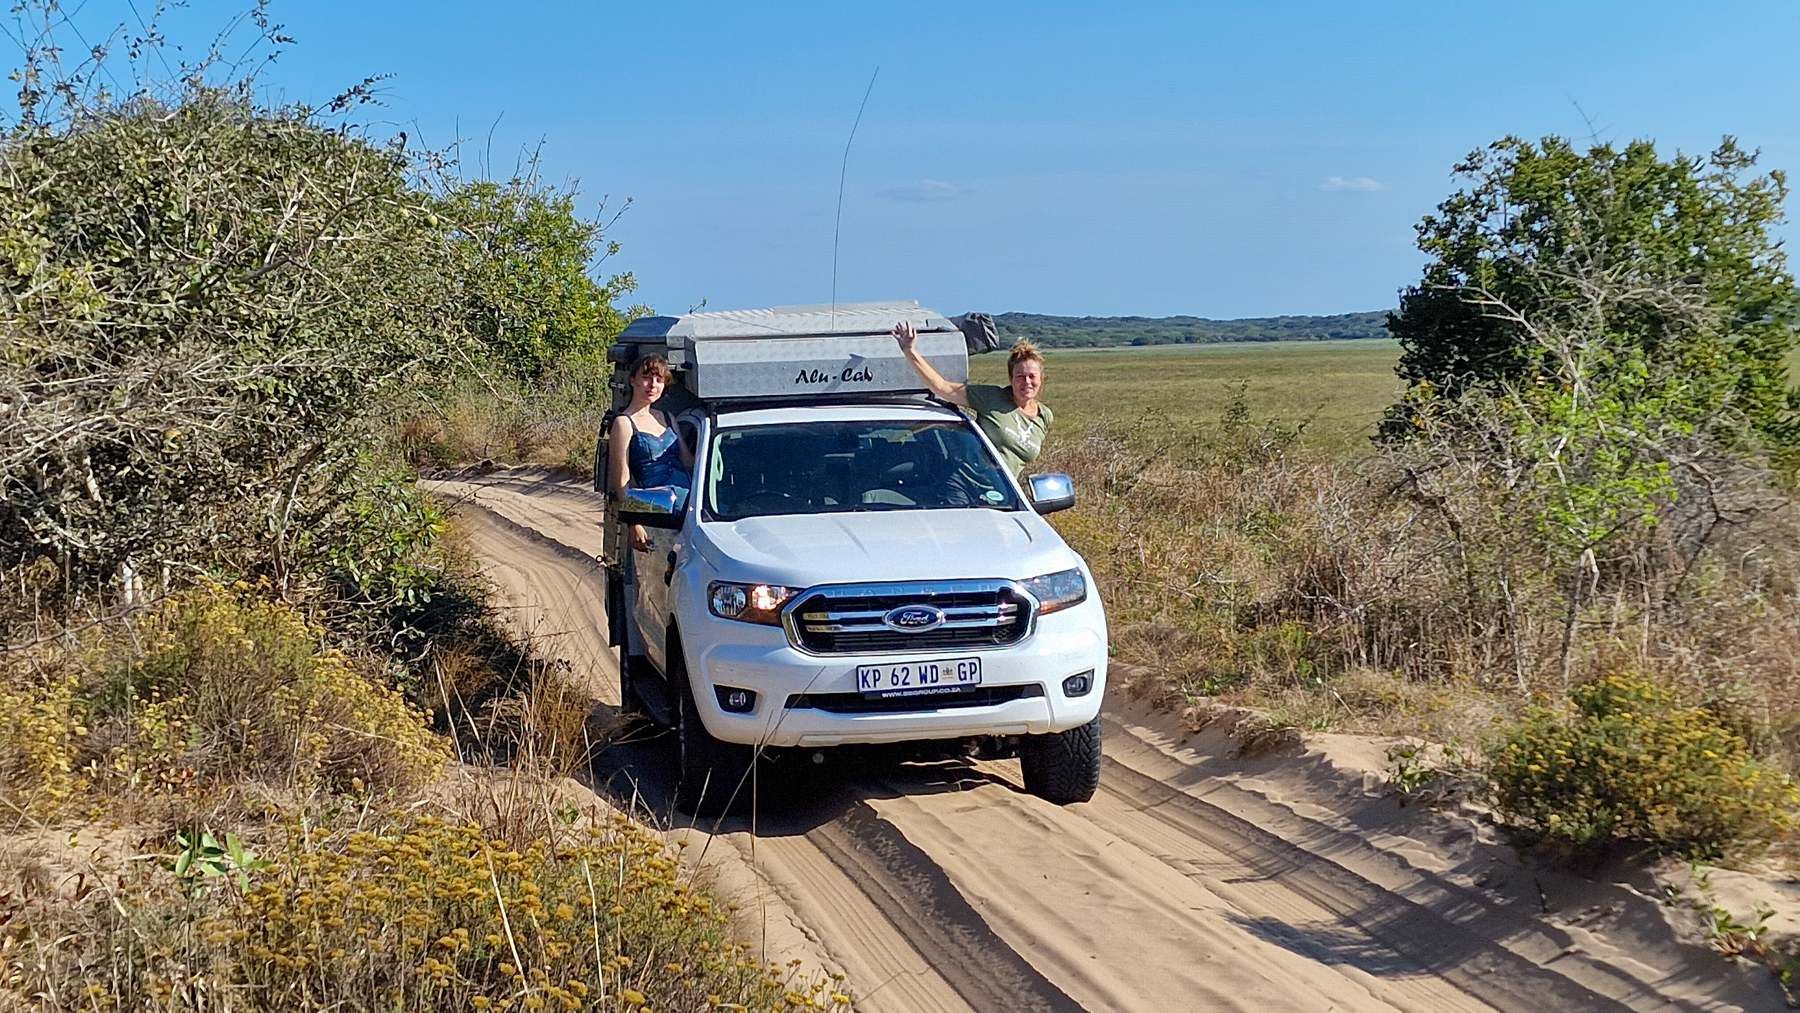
893, 321, 1053, 477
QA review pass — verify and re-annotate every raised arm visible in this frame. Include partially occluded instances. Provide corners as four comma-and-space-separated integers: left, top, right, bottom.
892, 321, 969, 407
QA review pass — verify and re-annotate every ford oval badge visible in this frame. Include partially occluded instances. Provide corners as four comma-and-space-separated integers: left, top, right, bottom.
882, 605, 945, 633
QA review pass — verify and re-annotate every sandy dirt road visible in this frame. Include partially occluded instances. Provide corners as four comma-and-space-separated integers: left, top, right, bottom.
425, 468, 1781, 1013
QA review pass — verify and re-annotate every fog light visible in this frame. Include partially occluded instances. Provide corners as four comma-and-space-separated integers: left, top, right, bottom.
715, 686, 757, 713
1062, 671, 1094, 698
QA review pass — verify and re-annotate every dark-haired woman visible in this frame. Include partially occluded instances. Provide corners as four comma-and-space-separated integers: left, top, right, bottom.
607, 353, 693, 553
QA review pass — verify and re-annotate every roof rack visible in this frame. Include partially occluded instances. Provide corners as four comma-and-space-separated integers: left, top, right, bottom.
707, 392, 959, 414
610, 300, 968, 402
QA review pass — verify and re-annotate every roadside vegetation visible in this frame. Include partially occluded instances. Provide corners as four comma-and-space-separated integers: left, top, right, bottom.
0, 5, 841, 1009
994, 135, 1800, 867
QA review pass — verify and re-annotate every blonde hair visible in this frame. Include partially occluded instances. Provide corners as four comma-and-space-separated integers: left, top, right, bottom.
1007, 340, 1044, 377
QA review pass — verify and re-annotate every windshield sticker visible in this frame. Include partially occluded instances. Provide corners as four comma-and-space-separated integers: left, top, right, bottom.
984, 490, 1005, 503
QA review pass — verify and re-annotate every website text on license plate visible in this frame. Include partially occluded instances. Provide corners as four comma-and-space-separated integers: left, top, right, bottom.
856, 657, 982, 698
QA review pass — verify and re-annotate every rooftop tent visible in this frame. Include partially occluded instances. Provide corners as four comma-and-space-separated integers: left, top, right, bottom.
610, 301, 972, 402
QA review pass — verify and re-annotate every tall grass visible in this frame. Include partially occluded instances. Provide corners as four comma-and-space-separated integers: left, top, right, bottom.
397, 356, 612, 478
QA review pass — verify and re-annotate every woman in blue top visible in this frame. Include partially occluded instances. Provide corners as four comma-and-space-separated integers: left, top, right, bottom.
607, 353, 693, 553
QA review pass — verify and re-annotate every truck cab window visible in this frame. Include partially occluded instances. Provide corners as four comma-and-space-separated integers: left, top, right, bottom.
706, 420, 1021, 521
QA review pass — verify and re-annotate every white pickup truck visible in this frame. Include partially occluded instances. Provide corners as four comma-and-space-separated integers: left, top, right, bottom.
600, 302, 1107, 816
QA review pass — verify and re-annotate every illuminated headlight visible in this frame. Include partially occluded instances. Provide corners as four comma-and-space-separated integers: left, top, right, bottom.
708, 581, 799, 625
1022, 568, 1087, 615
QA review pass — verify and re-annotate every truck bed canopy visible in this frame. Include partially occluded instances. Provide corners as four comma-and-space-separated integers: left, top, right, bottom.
611, 301, 971, 402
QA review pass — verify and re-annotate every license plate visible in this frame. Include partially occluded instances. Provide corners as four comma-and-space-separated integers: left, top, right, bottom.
856, 657, 982, 699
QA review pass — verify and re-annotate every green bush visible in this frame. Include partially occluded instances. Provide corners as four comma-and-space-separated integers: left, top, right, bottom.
1489, 674, 1797, 857
1, 15, 634, 618
326, 468, 448, 610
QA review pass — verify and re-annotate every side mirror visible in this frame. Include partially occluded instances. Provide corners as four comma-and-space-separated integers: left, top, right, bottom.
618, 486, 686, 529
1026, 472, 1076, 515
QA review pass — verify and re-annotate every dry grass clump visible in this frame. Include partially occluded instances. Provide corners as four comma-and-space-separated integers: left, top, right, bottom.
3, 807, 852, 1011
405, 530, 605, 780
1044, 406, 1407, 720
400, 360, 609, 478
0, 583, 446, 820
443, 659, 605, 780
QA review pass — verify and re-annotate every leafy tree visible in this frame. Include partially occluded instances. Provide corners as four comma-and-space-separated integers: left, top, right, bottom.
1383, 136, 1799, 453
0, 4, 636, 613
436, 168, 637, 382
1, 84, 463, 597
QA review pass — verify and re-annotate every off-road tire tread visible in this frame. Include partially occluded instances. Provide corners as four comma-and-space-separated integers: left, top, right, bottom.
673, 656, 754, 819
1020, 716, 1102, 804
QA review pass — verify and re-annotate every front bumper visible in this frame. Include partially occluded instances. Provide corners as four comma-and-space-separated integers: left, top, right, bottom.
686, 594, 1107, 748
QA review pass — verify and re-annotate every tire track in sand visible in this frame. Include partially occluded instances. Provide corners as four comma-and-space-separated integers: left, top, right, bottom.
428, 467, 1782, 1013
428, 471, 988, 1012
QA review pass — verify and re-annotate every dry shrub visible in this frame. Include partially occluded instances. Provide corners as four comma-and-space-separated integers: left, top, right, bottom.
0, 584, 446, 820
2, 810, 852, 1011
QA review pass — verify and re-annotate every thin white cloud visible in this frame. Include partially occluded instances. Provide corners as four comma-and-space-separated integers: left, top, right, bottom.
1321, 175, 1388, 192
879, 179, 970, 202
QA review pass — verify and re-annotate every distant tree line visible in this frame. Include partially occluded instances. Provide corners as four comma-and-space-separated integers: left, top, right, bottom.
994, 310, 1390, 348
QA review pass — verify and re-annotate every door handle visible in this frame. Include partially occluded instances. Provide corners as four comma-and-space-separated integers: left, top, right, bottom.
664, 549, 677, 585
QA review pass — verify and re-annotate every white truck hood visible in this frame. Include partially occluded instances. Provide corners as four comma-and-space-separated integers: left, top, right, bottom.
696, 508, 1081, 586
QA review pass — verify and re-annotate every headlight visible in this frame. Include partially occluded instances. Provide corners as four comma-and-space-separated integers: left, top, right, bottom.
1022, 568, 1087, 614
708, 581, 799, 626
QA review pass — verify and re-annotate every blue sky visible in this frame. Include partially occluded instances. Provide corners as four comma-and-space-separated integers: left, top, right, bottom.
32, 1, 1800, 317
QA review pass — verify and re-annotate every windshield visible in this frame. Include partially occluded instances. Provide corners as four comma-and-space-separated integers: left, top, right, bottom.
705, 419, 1024, 521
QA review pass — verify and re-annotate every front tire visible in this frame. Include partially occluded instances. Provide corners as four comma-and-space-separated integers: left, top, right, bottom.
672, 648, 755, 819
1020, 716, 1102, 804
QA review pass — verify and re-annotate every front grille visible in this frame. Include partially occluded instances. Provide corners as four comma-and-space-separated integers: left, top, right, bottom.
786, 580, 1033, 655
786, 685, 1043, 713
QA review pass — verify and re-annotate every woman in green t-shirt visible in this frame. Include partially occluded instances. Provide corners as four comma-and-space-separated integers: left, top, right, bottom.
893, 321, 1053, 477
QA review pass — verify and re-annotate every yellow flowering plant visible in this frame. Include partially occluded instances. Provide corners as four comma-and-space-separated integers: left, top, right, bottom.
1488, 673, 1797, 858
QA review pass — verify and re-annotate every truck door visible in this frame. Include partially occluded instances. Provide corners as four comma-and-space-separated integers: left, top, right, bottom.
633, 410, 704, 674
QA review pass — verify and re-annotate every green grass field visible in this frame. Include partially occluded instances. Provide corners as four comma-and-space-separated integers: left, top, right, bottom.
973, 340, 1800, 455
971, 338, 1405, 453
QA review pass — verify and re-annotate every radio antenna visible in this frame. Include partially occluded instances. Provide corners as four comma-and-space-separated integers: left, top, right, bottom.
830, 67, 879, 330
